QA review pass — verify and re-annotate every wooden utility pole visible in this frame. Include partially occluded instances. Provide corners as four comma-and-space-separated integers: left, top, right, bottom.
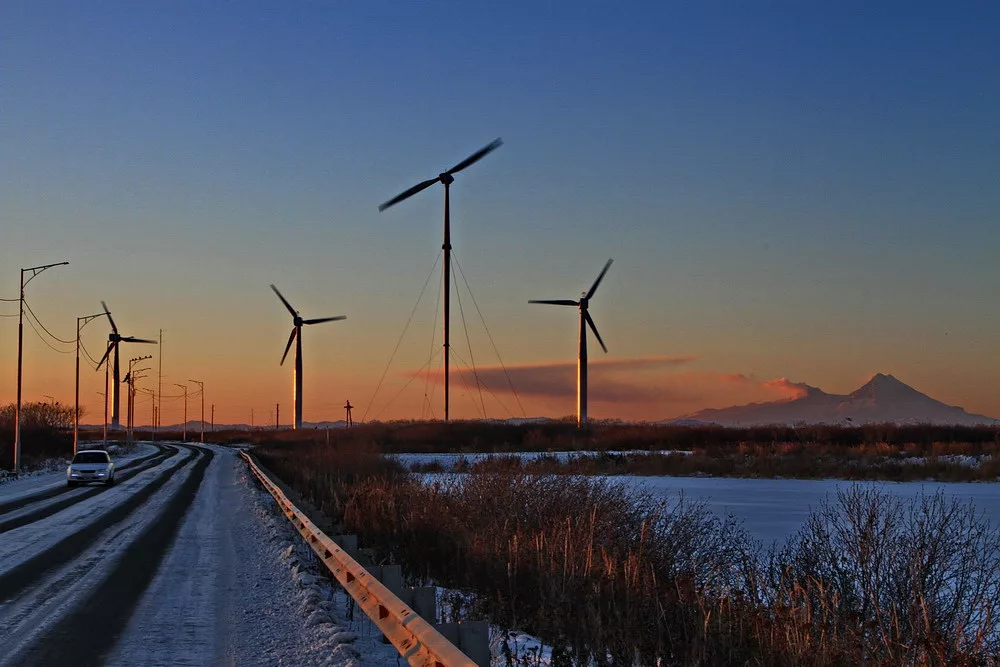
345, 400, 353, 428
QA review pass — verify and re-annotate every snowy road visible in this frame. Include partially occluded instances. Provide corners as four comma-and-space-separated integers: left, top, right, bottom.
0, 444, 402, 667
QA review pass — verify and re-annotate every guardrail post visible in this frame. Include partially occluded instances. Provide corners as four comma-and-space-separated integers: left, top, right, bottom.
434, 622, 490, 667
404, 586, 438, 623
335, 534, 358, 550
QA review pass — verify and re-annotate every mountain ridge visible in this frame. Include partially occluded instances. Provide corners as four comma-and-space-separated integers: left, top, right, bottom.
676, 373, 997, 426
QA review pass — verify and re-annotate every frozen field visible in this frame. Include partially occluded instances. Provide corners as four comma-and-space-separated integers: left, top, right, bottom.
406, 451, 1000, 547
625, 475, 1000, 546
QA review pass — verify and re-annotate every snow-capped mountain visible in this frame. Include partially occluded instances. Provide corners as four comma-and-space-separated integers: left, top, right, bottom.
675, 373, 997, 426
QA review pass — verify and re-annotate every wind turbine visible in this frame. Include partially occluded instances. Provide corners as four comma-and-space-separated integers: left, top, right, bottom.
529, 258, 613, 427
95, 301, 157, 430
378, 138, 502, 421
271, 284, 346, 430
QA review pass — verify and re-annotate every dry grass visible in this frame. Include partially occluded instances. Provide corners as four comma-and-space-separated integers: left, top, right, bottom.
256, 436, 1000, 666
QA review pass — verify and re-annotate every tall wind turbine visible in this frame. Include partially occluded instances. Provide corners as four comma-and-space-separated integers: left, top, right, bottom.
529, 258, 613, 427
270, 284, 346, 430
378, 138, 502, 421
95, 301, 157, 430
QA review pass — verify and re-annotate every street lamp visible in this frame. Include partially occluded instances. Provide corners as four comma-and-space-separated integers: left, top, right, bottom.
14, 260, 68, 475
189, 380, 204, 443
175, 383, 188, 442
76, 311, 107, 454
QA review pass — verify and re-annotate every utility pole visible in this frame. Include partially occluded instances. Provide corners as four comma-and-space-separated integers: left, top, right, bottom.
76, 311, 106, 455
189, 380, 204, 443
157, 329, 162, 441
250, 408, 254, 431
175, 383, 188, 441
127, 356, 151, 444
276, 403, 280, 430
344, 399, 353, 428
14, 261, 68, 475
211, 404, 215, 432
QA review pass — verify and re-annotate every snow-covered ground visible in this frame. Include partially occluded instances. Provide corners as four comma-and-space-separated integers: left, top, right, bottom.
0, 443, 411, 667
107, 448, 403, 667
624, 475, 1000, 547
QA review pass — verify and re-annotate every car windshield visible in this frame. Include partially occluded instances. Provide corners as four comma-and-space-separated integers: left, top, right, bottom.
72, 452, 109, 464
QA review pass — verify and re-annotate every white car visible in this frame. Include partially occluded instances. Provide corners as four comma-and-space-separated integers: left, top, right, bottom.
67, 450, 116, 487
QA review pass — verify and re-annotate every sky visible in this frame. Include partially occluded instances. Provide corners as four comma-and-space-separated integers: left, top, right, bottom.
1, 1, 998, 426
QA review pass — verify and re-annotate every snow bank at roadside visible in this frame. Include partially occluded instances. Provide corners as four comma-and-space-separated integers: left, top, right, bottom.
240, 466, 401, 667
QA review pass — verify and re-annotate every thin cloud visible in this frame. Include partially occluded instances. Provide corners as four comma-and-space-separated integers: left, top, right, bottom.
404, 355, 817, 420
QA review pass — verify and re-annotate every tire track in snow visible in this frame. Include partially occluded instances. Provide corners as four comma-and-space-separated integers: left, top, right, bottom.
0, 444, 169, 516
0, 445, 199, 602
15, 445, 216, 667
0, 446, 178, 533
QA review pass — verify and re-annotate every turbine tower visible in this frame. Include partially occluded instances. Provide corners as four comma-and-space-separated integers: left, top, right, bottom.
529, 258, 613, 427
378, 138, 502, 421
271, 284, 346, 430
95, 301, 156, 430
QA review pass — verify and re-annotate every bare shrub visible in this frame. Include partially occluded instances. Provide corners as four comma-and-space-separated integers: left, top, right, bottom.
769, 486, 1000, 663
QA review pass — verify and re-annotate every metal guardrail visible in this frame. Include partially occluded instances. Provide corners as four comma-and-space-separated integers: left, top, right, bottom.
240, 451, 478, 667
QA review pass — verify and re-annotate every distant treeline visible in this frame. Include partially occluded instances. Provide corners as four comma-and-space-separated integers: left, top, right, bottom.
0, 401, 77, 470
207, 420, 1000, 453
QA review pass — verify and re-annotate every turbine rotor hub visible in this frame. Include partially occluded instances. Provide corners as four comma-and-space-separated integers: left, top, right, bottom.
294, 316, 303, 327
439, 172, 454, 185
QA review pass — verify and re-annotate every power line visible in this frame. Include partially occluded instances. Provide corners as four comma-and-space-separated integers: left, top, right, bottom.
361, 251, 442, 423
24, 313, 72, 354
453, 253, 527, 417
80, 339, 103, 368
449, 346, 517, 419
24, 299, 76, 345
452, 266, 487, 417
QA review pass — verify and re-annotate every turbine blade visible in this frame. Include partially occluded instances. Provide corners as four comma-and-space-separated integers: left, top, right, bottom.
378, 177, 439, 211
584, 311, 608, 353
303, 316, 346, 325
120, 337, 157, 344
585, 258, 614, 300
446, 138, 503, 176
101, 301, 118, 334
528, 299, 579, 306
95, 342, 114, 370
270, 284, 297, 318
280, 328, 297, 366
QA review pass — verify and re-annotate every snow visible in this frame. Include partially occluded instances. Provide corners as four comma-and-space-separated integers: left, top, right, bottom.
0, 444, 407, 667
619, 475, 1000, 547
106, 447, 402, 667
0, 447, 202, 666
0, 447, 191, 572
